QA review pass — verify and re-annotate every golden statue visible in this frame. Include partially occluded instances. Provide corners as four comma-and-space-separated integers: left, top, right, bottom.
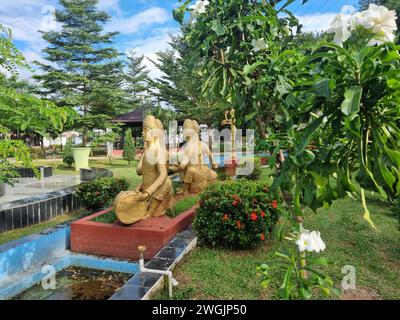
171, 119, 217, 195
115, 115, 174, 225
221, 108, 237, 163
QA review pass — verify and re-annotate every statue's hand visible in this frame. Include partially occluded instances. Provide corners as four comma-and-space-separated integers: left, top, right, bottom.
138, 191, 150, 202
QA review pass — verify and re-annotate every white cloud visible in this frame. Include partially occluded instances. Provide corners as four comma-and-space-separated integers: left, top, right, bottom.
124, 28, 180, 79
297, 12, 337, 33
106, 7, 170, 34
98, 0, 121, 15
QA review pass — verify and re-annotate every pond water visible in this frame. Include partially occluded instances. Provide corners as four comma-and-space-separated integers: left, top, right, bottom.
12, 267, 131, 300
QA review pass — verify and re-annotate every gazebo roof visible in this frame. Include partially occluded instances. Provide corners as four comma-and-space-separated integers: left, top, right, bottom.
111, 109, 144, 124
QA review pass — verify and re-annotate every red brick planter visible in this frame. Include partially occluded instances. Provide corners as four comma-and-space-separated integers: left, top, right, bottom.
260, 157, 269, 166
224, 159, 239, 177
70, 206, 196, 260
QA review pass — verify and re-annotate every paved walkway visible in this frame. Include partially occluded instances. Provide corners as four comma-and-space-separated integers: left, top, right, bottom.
0, 175, 81, 204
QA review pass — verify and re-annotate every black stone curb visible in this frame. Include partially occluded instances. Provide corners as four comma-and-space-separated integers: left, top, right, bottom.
0, 187, 81, 233
109, 227, 197, 300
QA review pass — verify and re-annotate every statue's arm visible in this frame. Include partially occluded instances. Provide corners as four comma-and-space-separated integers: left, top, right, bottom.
137, 154, 144, 176
144, 162, 168, 197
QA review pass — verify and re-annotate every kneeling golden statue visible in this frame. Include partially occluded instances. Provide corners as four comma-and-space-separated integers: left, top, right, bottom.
171, 119, 217, 195
115, 116, 174, 225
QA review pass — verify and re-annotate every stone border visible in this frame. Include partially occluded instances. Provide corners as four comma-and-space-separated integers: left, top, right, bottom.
0, 187, 81, 233
16, 167, 53, 178
110, 227, 197, 300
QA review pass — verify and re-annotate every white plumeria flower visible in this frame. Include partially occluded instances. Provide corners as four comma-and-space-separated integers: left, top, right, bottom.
328, 4, 397, 46
189, 0, 210, 15
355, 4, 397, 46
295, 232, 314, 252
251, 38, 268, 52
327, 13, 355, 46
295, 230, 326, 253
309, 231, 326, 253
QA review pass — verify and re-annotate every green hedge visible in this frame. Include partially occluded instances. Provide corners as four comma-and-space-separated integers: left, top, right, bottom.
193, 180, 280, 249
75, 177, 130, 211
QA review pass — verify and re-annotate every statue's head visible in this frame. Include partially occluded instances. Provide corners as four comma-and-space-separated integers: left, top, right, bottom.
183, 119, 195, 141
192, 120, 200, 134
143, 115, 159, 143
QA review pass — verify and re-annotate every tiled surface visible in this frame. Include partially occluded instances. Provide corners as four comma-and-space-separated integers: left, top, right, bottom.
109, 285, 150, 300
110, 227, 197, 300
0, 174, 82, 233
0, 174, 80, 205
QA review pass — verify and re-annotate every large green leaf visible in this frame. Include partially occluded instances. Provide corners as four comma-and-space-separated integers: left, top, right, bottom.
341, 86, 363, 116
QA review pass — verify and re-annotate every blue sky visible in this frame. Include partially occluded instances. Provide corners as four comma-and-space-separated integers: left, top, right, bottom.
0, 0, 358, 79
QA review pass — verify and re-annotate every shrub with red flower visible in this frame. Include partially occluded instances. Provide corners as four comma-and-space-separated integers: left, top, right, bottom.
250, 212, 258, 221
193, 180, 281, 249
272, 200, 278, 209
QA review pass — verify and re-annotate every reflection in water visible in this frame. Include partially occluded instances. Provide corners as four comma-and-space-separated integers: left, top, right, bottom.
12, 267, 131, 300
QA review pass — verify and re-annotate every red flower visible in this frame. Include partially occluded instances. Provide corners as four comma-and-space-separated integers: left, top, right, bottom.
223, 214, 229, 222
250, 212, 258, 221
232, 200, 239, 206
236, 221, 242, 229
260, 210, 266, 218
260, 233, 265, 241
272, 200, 278, 209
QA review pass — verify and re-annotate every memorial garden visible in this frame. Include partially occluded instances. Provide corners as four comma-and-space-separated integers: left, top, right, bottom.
0, 0, 400, 300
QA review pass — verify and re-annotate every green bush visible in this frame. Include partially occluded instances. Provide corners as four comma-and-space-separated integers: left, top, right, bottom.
75, 177, 130, 211
62, 138, 74, 167
0, 159, 20, 185
239, 157, 262, 181
193, 180, 280, 249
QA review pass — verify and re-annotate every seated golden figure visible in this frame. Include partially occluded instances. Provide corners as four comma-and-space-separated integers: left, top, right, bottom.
115, 116, 174, 225
171, 119, 217, 195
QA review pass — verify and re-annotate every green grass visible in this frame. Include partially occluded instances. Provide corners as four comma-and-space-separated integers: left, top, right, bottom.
0, 210, 84, 246
167, 195, 200, 218
92, 210, 117, 223
153, 172, 400, 300
32, 158, 142, 189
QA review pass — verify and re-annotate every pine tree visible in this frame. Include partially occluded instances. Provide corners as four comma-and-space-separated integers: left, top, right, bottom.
150, 35, 225, 126
124, 51, 150, 104
34, 0, 128, 146
123, 129, 135, 165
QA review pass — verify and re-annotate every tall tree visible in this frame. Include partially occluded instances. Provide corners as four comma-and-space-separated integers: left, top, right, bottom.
124, 51, 150, 104
123, 128, 135, 165
0, 24, 75, 138
150, 35, 225, 126
34, 0, 128, 145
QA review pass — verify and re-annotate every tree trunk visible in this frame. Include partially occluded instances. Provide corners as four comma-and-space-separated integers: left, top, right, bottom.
256, 117, 267, 139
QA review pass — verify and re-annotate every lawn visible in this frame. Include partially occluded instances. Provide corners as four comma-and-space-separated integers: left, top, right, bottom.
32, 158, 142, 188
153, 174, 400, 300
